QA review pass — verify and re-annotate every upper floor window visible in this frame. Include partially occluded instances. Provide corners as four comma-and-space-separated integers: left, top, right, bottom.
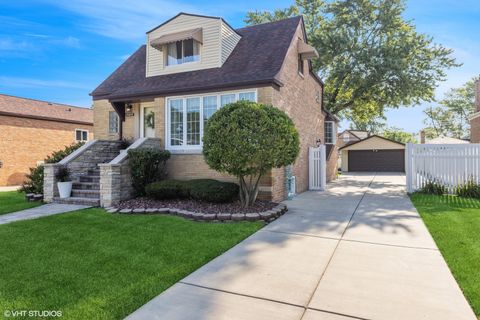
325, 121, 336, 144
167, 39, 200, 66
167, 90, 257, 151
75, 129, 88, 142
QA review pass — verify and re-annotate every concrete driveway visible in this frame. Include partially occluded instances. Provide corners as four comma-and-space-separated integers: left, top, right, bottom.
127, 173, 476, 320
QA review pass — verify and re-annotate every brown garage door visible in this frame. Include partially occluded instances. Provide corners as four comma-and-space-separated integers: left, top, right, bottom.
348, 149, 405, 172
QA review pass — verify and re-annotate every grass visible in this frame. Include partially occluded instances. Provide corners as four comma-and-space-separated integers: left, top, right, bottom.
0, 191, 41, 215
0, 208, 263, 319
410, 193, 480, 317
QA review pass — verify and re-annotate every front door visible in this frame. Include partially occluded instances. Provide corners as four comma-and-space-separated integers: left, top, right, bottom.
140, 106, 155, 138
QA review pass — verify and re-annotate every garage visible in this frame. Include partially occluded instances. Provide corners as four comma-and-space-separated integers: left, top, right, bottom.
339, 135, 405, 172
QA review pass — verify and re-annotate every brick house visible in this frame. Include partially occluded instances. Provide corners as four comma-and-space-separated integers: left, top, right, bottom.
0, 94, 93, 186
470, 80, 480, 143
44, 13, 338, 206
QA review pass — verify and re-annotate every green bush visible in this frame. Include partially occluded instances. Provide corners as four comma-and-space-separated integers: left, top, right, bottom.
188, 179, 239, 203
145, 180, 188, 199
419, 180, 447, 195
203, 100, 299, 207
128, 148, 171, 196
145, 179, 239, 203
21, 142, 84, 194
455, 180, 480, 198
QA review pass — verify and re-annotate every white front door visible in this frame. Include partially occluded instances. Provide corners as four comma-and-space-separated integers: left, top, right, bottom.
140, 106, 155, 138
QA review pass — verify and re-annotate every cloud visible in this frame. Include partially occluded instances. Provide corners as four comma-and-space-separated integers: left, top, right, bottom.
36, 0, 200, 41
0, 76, 91, 90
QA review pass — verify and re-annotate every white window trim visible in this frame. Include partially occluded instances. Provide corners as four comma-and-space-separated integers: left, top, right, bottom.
75, 129, 89, 142
165, 89, 258, 153
165, 39, 202, 68
325, 121, 336, 145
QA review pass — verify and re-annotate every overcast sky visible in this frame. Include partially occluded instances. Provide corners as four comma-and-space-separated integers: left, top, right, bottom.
1, 0, 479, 134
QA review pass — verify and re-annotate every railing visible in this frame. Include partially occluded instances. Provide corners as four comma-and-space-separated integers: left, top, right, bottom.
405, 143, 480, 193
309, 145, 326, 191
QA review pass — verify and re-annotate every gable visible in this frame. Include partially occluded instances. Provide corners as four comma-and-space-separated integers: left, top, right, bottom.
340, 135, 405, 150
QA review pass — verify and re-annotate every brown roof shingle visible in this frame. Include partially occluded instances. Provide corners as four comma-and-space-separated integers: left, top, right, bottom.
0, 94, 93, 125
91, 16, 303, 100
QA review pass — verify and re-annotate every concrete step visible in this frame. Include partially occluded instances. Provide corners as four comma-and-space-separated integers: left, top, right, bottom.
71, 189, 100, 199
79, 175, 100, 183
87, 169, 100, 176
72, 182, 100, 190
53, 197, 100, 207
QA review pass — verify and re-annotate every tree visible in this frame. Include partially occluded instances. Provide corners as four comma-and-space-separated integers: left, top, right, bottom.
381, 126, 417, 143
423, 77, 478, 139
203, 101, 300, 207
245, 0, 459, 122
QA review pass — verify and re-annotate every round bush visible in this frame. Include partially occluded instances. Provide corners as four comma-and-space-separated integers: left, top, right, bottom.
188, 179, 239, 203
145, 180, 188, 200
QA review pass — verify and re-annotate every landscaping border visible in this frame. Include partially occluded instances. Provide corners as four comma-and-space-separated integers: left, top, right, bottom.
105, 204, 288, 222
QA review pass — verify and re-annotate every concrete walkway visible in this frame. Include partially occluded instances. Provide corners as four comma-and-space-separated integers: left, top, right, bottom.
0, 203, 90, 225
126, 173, 476, 320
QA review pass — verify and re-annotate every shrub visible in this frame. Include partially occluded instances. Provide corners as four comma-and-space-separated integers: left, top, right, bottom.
145, 180, 188, 199
419, 180, 447, 195
455, 180, 480, 198
128, 148, 171, 196
145, 179, 239, 203
20, 142, 84, 194
188, 179, 239, 203
203, 100, 299, 207
56, 167, 70, 182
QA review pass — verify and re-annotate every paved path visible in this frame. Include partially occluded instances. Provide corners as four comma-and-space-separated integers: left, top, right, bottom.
126, 173, 476, 320
0, 203, 90, 225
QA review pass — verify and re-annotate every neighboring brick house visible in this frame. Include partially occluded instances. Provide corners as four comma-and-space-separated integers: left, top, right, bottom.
470, 80, 480, 143
0, 94, 93, 186
45, 13, 338, 206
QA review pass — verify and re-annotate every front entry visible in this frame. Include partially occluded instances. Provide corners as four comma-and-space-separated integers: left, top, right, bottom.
140, 106, 155, 138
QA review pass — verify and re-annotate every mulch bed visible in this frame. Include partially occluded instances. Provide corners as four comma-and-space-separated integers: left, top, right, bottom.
117, 197, 278, 214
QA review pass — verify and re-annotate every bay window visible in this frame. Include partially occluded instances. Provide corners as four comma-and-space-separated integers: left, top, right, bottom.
167, 90, 257, 151
167, 39, 200, 66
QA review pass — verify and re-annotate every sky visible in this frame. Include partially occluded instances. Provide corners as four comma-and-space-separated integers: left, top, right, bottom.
1, 0, 479, 134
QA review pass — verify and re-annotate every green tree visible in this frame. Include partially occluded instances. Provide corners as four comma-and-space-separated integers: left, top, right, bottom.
245, 0, 459, 121
423, 77, 478, 139
381, 126, 417, 143
203, 101, 300, 207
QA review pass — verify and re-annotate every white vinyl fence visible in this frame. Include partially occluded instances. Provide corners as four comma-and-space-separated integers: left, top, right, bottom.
309, 145, 326, 191
405, 143, 480, 193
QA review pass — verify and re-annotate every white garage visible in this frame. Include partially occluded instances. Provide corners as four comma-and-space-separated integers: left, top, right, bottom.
339, 135, 405, 172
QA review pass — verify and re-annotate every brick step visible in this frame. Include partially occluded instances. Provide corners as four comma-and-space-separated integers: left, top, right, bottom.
79, 175, 100, 183
71, 189, 100, 199
53, 197, 100, 207
72, 182, 100, 190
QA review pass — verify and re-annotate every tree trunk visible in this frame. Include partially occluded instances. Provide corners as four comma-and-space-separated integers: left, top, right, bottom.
239, 174, 262, 208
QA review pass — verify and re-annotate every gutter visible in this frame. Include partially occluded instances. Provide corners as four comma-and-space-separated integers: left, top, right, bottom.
0, 111, 93, 126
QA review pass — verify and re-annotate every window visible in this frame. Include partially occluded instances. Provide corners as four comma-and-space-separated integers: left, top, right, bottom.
109, 111, 119, 134
167, 39, 200, 66
343, 133, 350, 143
167, 90, 257, 150
75, 129, 88, 142
298, 55, 304, 76
325, 121, 336, 144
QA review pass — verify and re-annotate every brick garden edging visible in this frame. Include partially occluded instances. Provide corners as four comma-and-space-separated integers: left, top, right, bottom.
105, 204, 288, 222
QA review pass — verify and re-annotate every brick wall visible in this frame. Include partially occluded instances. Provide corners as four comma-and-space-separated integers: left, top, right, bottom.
0, 115, 93, 186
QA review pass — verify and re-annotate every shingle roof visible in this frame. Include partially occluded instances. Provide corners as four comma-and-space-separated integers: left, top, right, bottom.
91, 16, 303, 100
0, 94, 93, 125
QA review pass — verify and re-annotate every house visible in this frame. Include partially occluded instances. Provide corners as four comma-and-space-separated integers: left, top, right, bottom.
0, 94, 93, 186
470, 80, 480, 143
339, 135, 405, 172
44, 13, 338, 206
337, 130, 370, 148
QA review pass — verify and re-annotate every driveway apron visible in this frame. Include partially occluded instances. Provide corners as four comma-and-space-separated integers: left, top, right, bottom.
126, 173, 476, 320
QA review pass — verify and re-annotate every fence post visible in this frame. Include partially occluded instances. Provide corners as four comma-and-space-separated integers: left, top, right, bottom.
405, 143, 413, 193
320, 145, 326, 191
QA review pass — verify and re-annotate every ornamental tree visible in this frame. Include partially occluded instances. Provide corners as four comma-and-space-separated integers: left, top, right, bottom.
203, 101, 300, 207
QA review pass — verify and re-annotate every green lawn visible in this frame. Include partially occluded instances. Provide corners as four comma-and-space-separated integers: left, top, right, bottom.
0, 208, 263, 319
411, 193, 480, 317
0, 191, 41, 215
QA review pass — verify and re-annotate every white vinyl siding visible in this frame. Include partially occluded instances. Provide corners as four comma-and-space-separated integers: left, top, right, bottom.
166, 89, 257, 152
220, 21, 241, 64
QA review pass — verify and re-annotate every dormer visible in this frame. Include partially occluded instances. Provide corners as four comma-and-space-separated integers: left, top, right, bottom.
145, 13, 241, 77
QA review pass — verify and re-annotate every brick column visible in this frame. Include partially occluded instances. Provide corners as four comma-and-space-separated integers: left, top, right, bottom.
43, 164, 62, 202
99, 163, 122, 207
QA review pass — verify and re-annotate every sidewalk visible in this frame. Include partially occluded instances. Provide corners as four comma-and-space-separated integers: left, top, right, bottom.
0, 203, 90, 225
126, 173, 476, 320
